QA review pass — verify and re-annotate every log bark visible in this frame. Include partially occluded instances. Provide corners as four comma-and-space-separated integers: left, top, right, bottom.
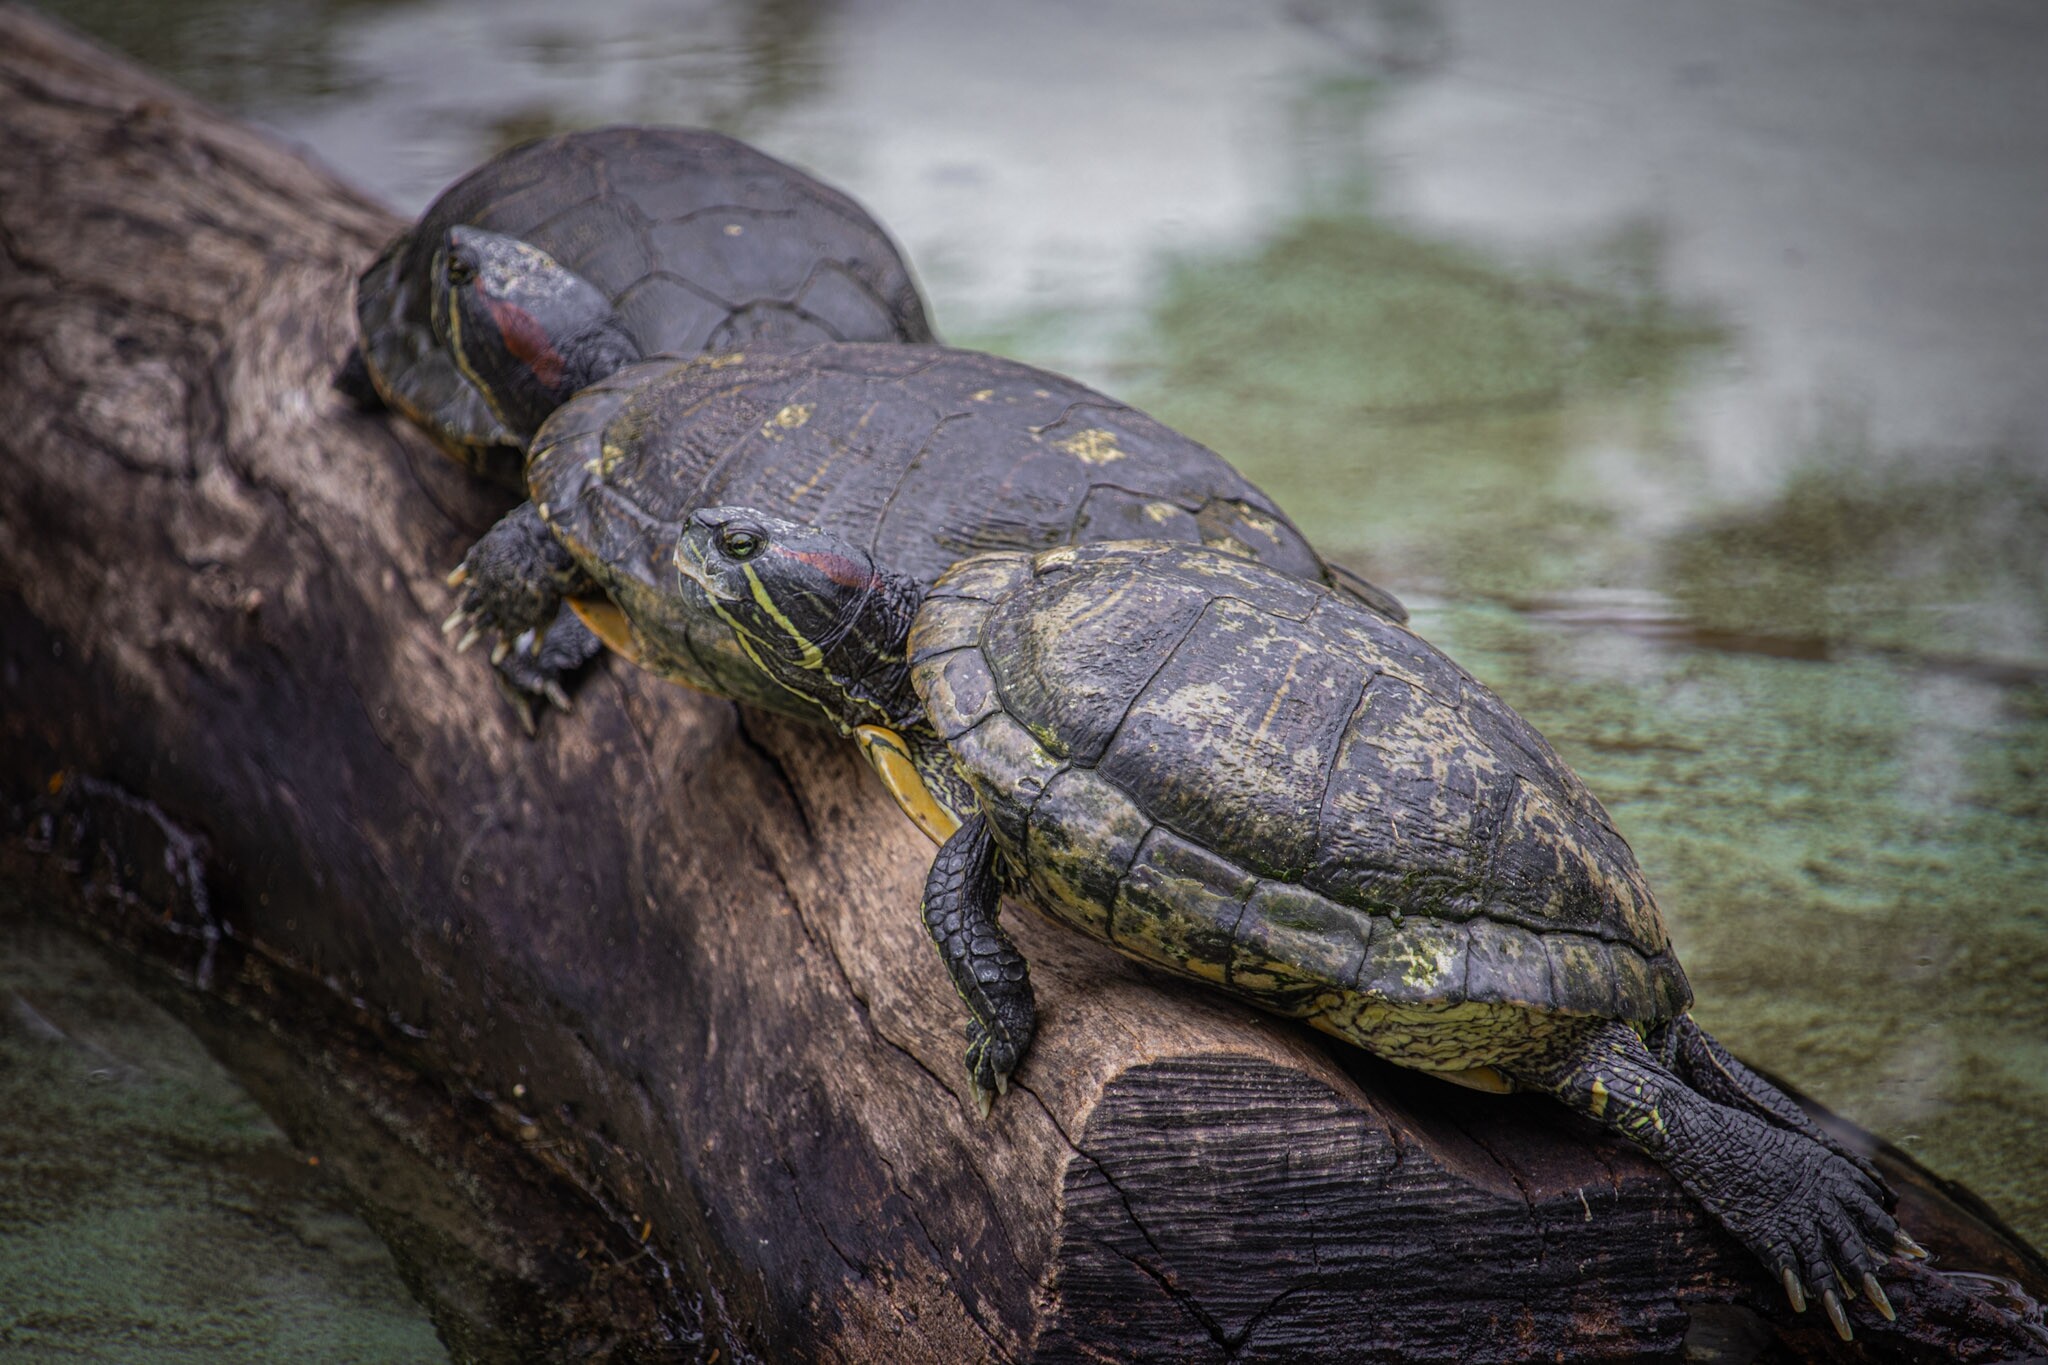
3, 8, 2044, 1362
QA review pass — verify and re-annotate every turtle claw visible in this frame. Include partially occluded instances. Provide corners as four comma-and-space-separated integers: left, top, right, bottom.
1823, 1287, 1852, 1341
542, 680, 573, 713
446, 564, 470, 589
1782, 1266, 1807, 1314
1864, 1273, 1895, 1322
456, 628, 482, 653
1894, 1231, 1929, 1260
441, 609, 467, 636
972, 1083, 994, 1121
490, 639, 511, 665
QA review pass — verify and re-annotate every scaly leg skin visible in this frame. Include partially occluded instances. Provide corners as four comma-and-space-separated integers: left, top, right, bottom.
489, 604, 605, 735
1505, 1017, 1913, 1342
920, 815, 1035, 1117
1650, 1015, 1894, 1202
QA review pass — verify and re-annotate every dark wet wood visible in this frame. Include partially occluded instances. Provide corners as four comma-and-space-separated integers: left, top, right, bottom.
2, 8, 2044, 1362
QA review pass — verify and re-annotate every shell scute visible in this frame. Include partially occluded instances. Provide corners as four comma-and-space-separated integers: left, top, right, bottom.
1354, 915, 1469, 1005
1021, 768, 1151, 940
917, 647, 1002, 742
1109, 827, 1256, 984
1227, 882, 1372, 1012
980, 561, 1212, 766
1092, 594, 1361, 881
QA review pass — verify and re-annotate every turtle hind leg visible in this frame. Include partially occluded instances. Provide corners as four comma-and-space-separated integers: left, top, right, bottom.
333, 344, 383, 412
1503, 1016, 1909, 1341
1651, 1015, 1893, 1202
490, 605, 604, 735
921, 815, 1035, 1117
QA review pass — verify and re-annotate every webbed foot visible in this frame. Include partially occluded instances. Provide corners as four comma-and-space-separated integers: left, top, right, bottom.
488, 607, 602, 734
1693, 1105, 1902, 1339
1509, 1017, 1910, 1342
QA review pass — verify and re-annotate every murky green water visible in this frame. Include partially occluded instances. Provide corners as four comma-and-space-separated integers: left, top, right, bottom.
31, 0, 2048, 1332
0, 917, 447, 1361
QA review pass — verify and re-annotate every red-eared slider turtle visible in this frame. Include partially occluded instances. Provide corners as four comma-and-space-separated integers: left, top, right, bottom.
339, 126, 933, 721
439, 325, 1408, 762
670, 511, 1920, 1342
346, 125, 932, 489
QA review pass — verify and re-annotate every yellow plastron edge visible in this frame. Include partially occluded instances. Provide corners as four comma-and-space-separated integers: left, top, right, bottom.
855, 724, 960, 846
568, 597, 642, 664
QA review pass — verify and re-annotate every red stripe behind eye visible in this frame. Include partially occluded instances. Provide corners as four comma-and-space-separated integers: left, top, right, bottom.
485, 297, 568, 390
779, 547, 877, 590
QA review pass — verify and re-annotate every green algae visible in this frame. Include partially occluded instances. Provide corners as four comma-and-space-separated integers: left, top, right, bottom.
0, 917, 447, 1364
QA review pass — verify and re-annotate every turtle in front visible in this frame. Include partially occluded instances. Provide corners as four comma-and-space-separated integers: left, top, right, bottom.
433, 329, 1406, 767
343, 125, 933, 721
671, 508, 1922, 1342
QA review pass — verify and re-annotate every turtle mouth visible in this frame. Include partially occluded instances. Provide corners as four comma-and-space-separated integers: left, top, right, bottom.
673, 541, 736, 601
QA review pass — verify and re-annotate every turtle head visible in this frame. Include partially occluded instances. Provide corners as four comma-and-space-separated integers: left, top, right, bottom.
430, 225, 641, 442
675, 507, 919, 729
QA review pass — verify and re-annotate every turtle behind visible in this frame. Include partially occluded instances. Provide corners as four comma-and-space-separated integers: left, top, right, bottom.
350, 125, 932, 487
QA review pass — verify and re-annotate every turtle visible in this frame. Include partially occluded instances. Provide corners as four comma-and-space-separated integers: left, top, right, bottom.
345, 124, 933, 487
339, 124, 934, 719
435, 296, 1409, 785
668, 508, 1922, 1342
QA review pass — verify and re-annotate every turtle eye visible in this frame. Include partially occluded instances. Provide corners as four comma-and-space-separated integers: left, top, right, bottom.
720, 528, 764, 561
446, 255, 477, 287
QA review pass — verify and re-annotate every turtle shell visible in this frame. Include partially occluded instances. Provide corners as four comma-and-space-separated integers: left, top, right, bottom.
909, 541, 1692, 1028
354, 126, 932, 484
526, 343, 1362, 714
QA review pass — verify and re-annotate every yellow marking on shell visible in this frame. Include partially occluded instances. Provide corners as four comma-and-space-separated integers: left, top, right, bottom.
723, 223, 743, 236
760, 402, 815, 440
741, 564, 825, 673
1589, 1077, 1610, 1119
568, 597, 641, 664
970, 389, 994, 402
856, 725, 960, 846
1054, 428, 1127, 465
1144, 502, 1181, 523
1249, 647, 1306, 751
598, 434, 634, 477
536, 501, 551, 521
701, 352, 747, 369
1036, 545, 1079, 572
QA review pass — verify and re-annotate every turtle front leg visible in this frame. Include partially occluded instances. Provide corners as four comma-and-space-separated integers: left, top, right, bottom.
1650, 1014, 1894, 1201
921, 815, 1036, 1117
1504, 1017, 1912, 1341
443, 501, 603, 730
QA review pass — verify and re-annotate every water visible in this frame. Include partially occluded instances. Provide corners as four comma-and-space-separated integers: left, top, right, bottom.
0, 918, 446, 1361
33, 0, 2048, 1300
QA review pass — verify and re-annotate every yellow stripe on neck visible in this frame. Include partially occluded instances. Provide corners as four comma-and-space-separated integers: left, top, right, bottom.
743, 562, 825, 672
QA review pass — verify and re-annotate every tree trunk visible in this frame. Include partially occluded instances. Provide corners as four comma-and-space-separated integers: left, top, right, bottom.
2, 8, 2043, 1362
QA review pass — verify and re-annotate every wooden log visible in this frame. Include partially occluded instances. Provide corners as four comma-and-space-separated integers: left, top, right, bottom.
2, 8, 2043, 1361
